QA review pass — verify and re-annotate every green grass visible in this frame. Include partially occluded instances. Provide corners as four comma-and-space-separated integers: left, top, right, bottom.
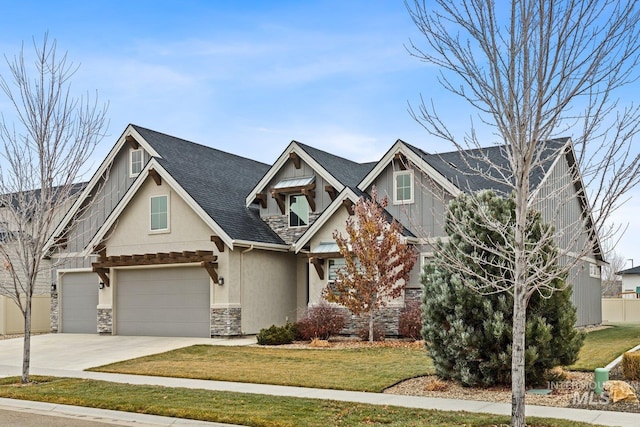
0, 376, 603, 427
90, 344, 433, 392
568, 324, 640, 371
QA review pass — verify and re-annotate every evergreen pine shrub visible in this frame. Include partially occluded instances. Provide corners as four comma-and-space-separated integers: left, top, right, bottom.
422, 191, 584, 387
256, 324, 295, 345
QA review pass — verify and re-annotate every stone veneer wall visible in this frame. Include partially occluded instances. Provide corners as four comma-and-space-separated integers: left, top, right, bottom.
50, 291, 58, 332
98, 308, 113, 334
339, 287, 423, 337
211, 307, 242, 336
263, 212, 321, 244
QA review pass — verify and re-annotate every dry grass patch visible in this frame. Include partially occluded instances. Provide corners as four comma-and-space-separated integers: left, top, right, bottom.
90, 344, 433, 392
0, 376, 606, 427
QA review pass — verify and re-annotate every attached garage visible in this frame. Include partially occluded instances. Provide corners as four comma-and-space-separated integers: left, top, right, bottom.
60, 271, 99, 333
115, 267, 211, 337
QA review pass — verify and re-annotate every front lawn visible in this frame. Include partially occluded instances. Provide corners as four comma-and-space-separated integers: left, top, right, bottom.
0, 376, 604, 427
568, 323, 640, 371
90, 344, 432, 392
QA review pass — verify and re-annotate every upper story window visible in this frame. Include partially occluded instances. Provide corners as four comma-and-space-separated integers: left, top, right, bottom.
328, 258, 347, 282
150, 195, 169, 232
393, 171, 414, 204
289, 194, 309, 227
589, 263, 601, 279
130, 149, 143, 177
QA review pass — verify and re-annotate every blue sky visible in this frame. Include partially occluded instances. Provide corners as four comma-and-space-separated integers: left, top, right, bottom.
0, 1, 638, 262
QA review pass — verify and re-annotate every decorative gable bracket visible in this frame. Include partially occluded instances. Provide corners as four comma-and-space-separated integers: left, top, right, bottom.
310, 257, 324, 280
394, 152, 408, 170
254, 193, 267, 208
125, 134, 139, 149
148, 168, 162, 186
289, 152, 301, 169
210, 235, 225, 252
342, 199, 354, 215
325, 185, 338, 201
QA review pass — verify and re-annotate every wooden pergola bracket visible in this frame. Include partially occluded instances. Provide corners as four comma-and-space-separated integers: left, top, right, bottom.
302, 188, 316, 212
310, 257, 325, 280
93, 267, 110, 287
210, 235, 225, 252
201, 261, 219, 283
271, 190, 286, 214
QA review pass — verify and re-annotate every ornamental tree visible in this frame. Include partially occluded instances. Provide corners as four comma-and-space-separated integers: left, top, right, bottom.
422, 191, 584, 387
324, 187, 417, 342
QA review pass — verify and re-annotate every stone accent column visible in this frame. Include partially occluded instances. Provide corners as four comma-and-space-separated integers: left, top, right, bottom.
339, 307, 403, 337
98, 308, 113, 335
211, 307, 242, 336
50, 290, 59, 333
405, 288, 422, 302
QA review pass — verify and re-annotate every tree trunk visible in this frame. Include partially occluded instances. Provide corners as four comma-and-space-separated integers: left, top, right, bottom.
21, 293, 32, 384
368, 309, 374, 343
511, 286, 527, 427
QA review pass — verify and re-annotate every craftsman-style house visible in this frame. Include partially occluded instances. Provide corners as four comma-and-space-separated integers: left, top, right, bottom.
45, 124, 603, 337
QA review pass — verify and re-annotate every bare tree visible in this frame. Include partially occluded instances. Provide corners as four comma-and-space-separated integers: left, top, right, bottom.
406, 1, 640, 425
601, 236, 627, 297
0, 34, 107, 383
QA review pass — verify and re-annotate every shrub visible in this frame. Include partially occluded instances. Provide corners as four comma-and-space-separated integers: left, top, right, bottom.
622, 351, 640, 380
398, 301, 422, 340
422, 192, 584, 387
256, 323, 295, 345
358, 322, 385, 342
297, 301, 347, 340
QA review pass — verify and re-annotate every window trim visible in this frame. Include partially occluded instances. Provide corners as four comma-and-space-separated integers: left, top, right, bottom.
130, 148, 143, 177
393, 170, 414, 204
288, 193, 309, 228
149, 194, 170, 233
589, 263, 601, 279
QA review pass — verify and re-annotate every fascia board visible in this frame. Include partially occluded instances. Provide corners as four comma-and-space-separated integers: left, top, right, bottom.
294, 187, 360, 253
357, 141, 461, 197
245, 141, 344, 207
83, 159, 233, 256
44, 125, 160, 255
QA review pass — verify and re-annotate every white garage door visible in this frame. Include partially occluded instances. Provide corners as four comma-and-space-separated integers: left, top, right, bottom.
116, 267, 210, 337
60, 272, 99, 333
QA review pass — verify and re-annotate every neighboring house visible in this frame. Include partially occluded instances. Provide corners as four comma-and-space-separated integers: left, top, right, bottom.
0, 184, 85, 334
45, 125, 603, 338
617, 266, 640, 298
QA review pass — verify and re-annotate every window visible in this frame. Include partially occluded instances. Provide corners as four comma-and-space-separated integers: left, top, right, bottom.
150, 195, 169, 231
328, 258, 347, 282
130, 149, 143, 177
421, 253, 434, 270
289, 194, 309, 227
589, 263, 601, 279
393, 171, 414, 204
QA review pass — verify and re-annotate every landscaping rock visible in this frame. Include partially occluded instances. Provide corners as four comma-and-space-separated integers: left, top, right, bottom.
604, 380, 638, 403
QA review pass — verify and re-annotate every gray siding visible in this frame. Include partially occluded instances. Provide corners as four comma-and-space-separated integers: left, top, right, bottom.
369, 163, 448, 238
260, 158, 333, 217
63, 147, 150, 253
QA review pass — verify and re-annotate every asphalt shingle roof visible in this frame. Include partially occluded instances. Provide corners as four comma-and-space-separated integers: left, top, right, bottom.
404, 139, 569, 195
295, 142, 376, 189
618, 266, 640, 275
132, 125, 286, 245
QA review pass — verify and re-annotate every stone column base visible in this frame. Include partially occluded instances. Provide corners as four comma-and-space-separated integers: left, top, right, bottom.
98, 308, 113, 334
211, 307, 242, 336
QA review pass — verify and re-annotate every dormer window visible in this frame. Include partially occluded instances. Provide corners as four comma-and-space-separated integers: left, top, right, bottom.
130, 149, 143, 177
393, 171, 414, 204
289, 194, 309, 227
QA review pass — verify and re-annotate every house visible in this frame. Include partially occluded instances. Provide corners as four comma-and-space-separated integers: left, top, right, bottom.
46, 125, 603, 337
617, 266, 640, 298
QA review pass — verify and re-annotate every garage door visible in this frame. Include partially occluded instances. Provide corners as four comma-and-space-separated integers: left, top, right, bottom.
116, 267, 210, 337
60, 272, 99, 333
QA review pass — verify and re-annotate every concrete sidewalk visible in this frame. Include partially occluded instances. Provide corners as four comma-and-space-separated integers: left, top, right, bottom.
0, 365, 638, 426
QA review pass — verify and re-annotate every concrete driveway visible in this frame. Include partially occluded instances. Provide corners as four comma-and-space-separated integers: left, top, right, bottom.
0, 334, 256, 375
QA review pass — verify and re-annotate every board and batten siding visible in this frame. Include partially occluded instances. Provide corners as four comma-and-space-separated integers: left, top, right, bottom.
260, 158, 333, 217
367, 162, 448, 239
532, 153, 602, 327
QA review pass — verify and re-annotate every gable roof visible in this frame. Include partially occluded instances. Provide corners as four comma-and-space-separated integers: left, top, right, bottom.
246, 140, 375, 206
131, 125, 285, 246
403, 138, 568, 196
